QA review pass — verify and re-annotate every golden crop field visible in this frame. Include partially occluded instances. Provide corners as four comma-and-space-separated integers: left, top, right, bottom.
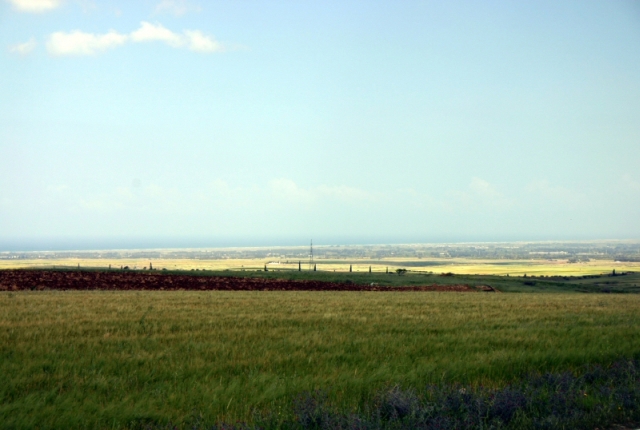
1, 257, 638, 276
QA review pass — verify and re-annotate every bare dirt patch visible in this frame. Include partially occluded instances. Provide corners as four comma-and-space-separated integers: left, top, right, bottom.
0, 270, 481, 292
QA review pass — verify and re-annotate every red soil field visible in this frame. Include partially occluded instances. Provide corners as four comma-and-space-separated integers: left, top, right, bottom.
0, 270, 485, 292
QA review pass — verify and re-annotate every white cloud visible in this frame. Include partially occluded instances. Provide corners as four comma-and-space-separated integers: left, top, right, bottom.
9, 37, 37, 55
7, 0, 62, 13
184, 30, 223, 52
468, 177, 502, 199
450, 177, 513, 210
46, 30, 128, 56
265, 179, 379, 208
269, 179, 315, 205
524, 180, 592, 212
316, 184, 376, 202
154, 0, 199, 16
130, 21, 184, 47
43, 22, 227, 56
130, 23, 223, 53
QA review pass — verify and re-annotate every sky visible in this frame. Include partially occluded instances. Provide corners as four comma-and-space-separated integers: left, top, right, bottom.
1, 0, 640, 250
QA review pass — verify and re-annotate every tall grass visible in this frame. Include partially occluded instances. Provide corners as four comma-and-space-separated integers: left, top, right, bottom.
1, 291, 639, 428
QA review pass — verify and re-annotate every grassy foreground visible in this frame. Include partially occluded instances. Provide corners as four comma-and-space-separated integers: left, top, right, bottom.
1, 291, 640, 428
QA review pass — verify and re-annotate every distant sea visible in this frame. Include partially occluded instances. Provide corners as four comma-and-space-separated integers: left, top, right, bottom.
0, 234, 610, 252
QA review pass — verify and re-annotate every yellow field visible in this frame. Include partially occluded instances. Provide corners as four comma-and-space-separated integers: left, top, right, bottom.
1, 257, 638, 276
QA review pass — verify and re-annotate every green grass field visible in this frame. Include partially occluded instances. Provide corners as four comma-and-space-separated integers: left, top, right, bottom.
1, 290, 640, 428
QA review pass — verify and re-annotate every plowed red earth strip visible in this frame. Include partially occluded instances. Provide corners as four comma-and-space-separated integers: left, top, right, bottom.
0, 270, 478, 292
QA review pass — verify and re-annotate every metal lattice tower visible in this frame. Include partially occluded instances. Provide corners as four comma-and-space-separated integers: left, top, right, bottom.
308, 239, 314, 271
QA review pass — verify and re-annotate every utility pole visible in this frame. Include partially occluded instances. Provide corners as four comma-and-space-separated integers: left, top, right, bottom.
309, 239, 314, 271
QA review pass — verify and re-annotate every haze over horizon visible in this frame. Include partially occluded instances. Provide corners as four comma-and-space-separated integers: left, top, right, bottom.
3, 235, 640, 253
2, 0, 640, 251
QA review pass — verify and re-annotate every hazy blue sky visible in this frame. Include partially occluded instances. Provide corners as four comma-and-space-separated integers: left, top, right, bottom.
1, 0, 640, 250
